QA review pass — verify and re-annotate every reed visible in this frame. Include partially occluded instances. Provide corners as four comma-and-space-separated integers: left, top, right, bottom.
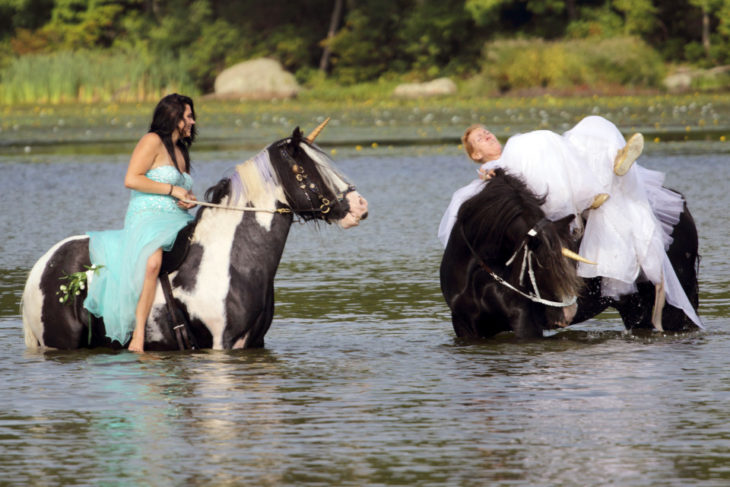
0, 50, 197, 104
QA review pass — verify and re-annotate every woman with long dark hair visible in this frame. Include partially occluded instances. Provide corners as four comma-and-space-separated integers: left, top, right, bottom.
84, 93, 198, 352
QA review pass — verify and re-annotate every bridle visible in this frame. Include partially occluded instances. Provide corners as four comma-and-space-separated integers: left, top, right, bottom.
184, 140, 357, 218
460, 219, 577, 308
277, 140, 357, 219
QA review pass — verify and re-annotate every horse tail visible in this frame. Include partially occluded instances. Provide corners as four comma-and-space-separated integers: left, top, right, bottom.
20, 241, 59, 350
20, 280, 42, 349
22, 310, 41, 349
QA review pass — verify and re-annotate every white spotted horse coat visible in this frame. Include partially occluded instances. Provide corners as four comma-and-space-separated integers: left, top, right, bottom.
22, 127, 368, 350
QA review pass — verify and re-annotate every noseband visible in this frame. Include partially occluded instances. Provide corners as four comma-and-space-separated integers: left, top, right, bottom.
278, 141, 356, 218
460, 219, 577, 308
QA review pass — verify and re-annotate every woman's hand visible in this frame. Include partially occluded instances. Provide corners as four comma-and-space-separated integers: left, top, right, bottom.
478, 168, 496, 180
170, 186, 197, 209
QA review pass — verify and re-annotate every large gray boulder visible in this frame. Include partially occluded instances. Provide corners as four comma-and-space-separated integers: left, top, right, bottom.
213, 58, 300, 99
393, 77, 457, 98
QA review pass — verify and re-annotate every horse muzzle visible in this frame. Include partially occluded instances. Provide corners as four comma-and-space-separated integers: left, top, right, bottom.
339, 191, 368, 229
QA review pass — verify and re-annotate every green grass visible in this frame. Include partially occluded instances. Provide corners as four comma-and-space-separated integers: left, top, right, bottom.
0, 50, 197, 104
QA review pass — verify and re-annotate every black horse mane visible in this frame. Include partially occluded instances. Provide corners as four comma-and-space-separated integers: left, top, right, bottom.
457, 168, 581, 299
458, 169, 546, 251
204, 177, 231, 205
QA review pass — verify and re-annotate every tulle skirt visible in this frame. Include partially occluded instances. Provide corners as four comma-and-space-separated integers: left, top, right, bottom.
438, 178, 487, 247
475, 116, 701, 326
84, 209, 194, 345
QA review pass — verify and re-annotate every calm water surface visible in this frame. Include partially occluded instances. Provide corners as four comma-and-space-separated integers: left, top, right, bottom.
1, 137, 729, 486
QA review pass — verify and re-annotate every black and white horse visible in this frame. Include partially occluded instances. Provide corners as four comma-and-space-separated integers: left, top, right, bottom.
22, 125, 368, 350
440, 170, 584, 339
441, 170, 701, 339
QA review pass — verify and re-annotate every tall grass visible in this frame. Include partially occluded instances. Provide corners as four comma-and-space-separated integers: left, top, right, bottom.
0, 50, 198, 104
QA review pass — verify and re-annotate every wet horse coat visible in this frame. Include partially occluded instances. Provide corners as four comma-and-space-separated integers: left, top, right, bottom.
571, 190, 700, 332
22, 128, 368, 350
440, 171, 701, 338
440, 170, 582, 339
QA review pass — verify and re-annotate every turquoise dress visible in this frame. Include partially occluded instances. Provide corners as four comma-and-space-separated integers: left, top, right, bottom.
84, 165, 194, 345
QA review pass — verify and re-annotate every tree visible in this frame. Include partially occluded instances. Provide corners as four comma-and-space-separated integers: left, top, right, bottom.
319, 0, 344, 73
688, 0, 724, 58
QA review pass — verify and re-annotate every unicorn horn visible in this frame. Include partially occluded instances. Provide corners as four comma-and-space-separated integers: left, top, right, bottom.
306, 117, 330, 143
562, 248, 597, 265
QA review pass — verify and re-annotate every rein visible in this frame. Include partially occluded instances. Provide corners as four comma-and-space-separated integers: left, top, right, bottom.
181, 199, 292, 214
182, 140, 355, 216
459, 223, 577, 308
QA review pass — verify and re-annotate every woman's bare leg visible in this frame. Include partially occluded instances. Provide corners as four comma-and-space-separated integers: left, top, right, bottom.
129, 249, 162, 352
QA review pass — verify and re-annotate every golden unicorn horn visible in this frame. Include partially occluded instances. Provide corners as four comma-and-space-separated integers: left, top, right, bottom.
562, 248, 597, 265
306, 117, 330, 143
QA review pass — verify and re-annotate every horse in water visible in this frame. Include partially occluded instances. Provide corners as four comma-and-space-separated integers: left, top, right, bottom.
570, 191, 700, 332
22, 124, 368, 350
440, 170, 701, 339
440, 170, 584, 339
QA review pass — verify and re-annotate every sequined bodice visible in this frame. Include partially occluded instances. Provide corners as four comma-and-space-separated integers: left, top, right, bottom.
126, 166, 193, 218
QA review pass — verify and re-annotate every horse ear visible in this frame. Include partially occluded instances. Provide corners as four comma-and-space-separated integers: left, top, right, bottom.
292, 127, 303, 142
554, 214, 575, 232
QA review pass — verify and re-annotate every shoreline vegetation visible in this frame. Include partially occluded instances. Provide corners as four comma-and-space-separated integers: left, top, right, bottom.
2, 1, 730, 153
3, 0, 730, 107
2, 37, 730, 107
1, 92, 728, 155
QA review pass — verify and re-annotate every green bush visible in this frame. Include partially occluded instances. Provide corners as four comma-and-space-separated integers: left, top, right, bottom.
481, 36, 666, 92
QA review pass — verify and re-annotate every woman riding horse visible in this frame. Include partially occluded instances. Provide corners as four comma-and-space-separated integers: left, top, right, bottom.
22, 120, 369, 351
83, 94, 198, 352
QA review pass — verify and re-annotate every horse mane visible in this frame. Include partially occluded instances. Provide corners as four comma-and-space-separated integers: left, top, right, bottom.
457, 169, 581, 299
458, 169, 546, 251
202, 148, 282, 210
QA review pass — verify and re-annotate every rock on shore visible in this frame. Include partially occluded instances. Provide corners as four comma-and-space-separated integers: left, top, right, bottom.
212, 58, 300, 100
393, 77, 457, 98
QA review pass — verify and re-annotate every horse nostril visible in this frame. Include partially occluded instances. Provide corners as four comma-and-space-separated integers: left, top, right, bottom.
360, 212, 368, 221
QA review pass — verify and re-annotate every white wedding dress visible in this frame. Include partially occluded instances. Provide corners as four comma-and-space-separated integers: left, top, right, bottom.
439, 116, 701, 327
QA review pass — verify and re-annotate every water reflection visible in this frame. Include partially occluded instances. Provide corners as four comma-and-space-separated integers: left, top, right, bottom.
1, 144, 729, 485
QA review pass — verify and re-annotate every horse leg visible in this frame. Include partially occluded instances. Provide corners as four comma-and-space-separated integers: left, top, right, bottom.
509, 305, 545, 339
660, 201, 701, 332
614, 281, 655, 330
571, 277, 612, 324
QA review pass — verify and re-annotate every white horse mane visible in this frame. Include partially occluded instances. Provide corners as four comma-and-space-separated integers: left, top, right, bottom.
227, 142, 351, 208
228, 148, 282, 207
300, 143, 351, 194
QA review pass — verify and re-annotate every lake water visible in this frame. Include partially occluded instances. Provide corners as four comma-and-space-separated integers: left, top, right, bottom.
1, 132, 729, 485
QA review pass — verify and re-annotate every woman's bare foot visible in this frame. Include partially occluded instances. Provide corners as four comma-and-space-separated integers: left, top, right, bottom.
128, 334, 145, 353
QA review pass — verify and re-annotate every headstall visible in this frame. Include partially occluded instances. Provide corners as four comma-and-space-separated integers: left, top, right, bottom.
278, 141, 356, 218
460, 220, 577, 308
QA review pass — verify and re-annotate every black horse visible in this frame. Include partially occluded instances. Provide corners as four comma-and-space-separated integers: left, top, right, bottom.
440, 170, 701, 339
570, 191, 700, 332
440, 169, 584, 339
22, 125, 369, 350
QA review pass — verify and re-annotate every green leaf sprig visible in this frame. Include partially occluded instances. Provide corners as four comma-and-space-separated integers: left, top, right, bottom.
57, 264, 104, 305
